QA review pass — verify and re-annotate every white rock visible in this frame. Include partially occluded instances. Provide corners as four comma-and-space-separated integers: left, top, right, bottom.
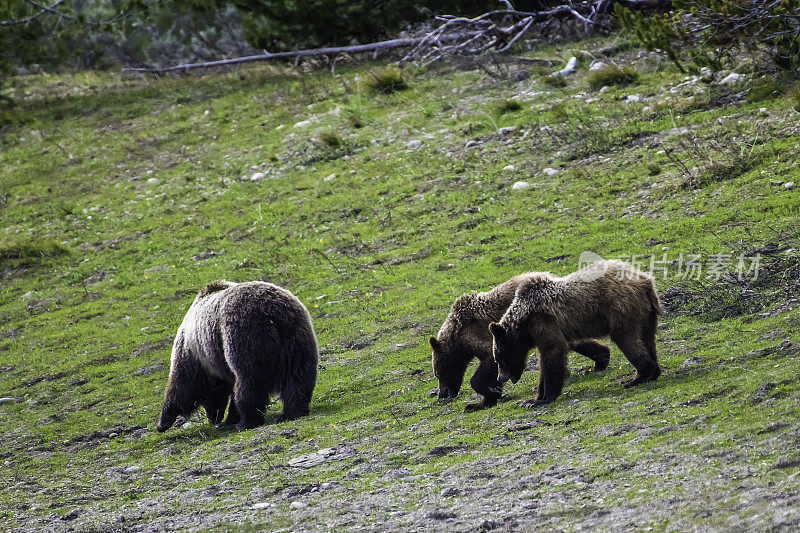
275, 124, 285, 130
465, 140, 481, 149
290, 501, 306, 510
250, 172, 265, 181
123, 466, 139, 474
498, 126, 516, 136
503, 164, 515, 171
512, 181, 532, 190
785, 182, 796, 190
251, 502, 273, 510
700, 67, 713, 77
294, 120, 311, 128
625, 94, 641, 103
323, 173, 336, 182
317, 448, 336, 456
407, 139, 422, 149
543, 167, 559, 176
22, 291, 34, 299
589, 61, 606, 71
0, 397, 15, 405
720, 73, 743, 85
147, 177, 159, 184
204, 109, 211, 115
553, 56, 578, 76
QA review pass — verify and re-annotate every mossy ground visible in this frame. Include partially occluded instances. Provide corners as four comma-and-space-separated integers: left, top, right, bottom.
1, 38, 799, 531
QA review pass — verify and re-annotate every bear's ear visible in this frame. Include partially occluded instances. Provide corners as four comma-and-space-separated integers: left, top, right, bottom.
429, 336, 440, 351
489, 322, 505, 339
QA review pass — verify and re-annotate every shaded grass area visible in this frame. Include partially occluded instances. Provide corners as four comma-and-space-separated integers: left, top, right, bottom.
0, 38, 799, 530
0, 237, 70, 267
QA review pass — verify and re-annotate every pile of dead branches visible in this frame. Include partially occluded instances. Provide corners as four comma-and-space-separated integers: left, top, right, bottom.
400, 0, 670, 66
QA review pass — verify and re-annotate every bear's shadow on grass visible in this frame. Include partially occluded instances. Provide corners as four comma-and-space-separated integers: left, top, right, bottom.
496, 362, 673, 409
159, 424, 236, 445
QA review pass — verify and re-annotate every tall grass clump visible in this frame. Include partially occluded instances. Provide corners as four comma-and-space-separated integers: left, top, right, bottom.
362, 67, 409, 95
493, 98, 523, 115
587, 65, 639, 89
0, 237, 69, 267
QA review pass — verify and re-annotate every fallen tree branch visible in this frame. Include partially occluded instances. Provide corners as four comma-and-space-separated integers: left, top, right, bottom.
1, 0, 129, 27
23, 0, 74, 19
121, 36, 432, 74
0, 0, 68, 26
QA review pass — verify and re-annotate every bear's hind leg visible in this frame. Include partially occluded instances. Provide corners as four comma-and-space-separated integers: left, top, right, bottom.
278, 353, 316, 423
611, 330, 660, 387
465, 357, 503, 412
232, 377, 269, 431
570, 340, 611, 371
642, 312, 661, 381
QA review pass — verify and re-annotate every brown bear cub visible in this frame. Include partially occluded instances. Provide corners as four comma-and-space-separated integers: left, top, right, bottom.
431, 274, 611, 412
157, 280, 318, 432
489, 260, 661, 407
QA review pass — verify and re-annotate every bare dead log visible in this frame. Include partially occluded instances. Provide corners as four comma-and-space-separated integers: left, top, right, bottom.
121, 37, 434, 74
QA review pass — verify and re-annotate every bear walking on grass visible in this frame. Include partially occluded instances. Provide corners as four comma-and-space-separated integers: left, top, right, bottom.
157, 280, 318, 432
431, 274, 611, 412
489, 260, 661, 407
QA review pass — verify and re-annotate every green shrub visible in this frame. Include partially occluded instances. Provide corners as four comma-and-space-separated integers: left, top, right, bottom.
319, 130, 344, 147
587, 65, 639, 89
787, 87, 800, 113
362, 67, 408, 95
0, 106, 34, 126
345, 106, 367, 128
493, 98, 523, 115
747, 78, 784, 102
541, 74, 567, 88
616, 0, 800, 73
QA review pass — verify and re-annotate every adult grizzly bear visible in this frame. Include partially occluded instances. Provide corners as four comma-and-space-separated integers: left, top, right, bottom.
430, 274, 611, 412
157, 280, 318, 432
489, 260, 661, 407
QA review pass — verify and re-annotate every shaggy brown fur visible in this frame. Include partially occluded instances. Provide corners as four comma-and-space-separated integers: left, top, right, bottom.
431, 275, 611, 412
157, 280, 318, 432
489, 260, 661, 406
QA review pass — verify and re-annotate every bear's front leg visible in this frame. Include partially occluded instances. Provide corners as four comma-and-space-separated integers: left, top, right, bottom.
522, 335, 569, 407
465, 356, 503, 413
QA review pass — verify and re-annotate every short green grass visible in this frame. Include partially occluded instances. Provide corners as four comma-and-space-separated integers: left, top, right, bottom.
1, 38, 799, 530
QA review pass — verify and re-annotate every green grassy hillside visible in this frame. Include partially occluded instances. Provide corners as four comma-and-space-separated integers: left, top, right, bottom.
1, 39, 799, 531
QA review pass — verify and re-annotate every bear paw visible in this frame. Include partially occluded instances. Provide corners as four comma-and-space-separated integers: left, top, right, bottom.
519, 398, 554, 408
464, 402, 487, 413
